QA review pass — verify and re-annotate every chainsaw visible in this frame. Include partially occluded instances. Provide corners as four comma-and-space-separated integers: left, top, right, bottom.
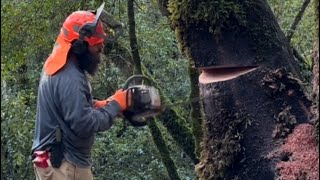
122, 75, 162, 127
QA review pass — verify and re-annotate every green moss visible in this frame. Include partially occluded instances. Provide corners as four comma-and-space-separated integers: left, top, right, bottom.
273, 106, 297, 139
261, 68, 308, 98
168, 0, 246, 34
195, 109, 251, 180
168, 0, 246, 56
168, 0, 284, 64
188, 60, 203, 158
160, 108, 199, 164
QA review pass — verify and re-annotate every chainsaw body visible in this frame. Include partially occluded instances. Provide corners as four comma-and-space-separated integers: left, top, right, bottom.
123, 75, 162, 126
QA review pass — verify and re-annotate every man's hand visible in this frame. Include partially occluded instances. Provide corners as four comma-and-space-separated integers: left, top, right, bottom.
93, 100, 107, 108
93, 89, 130, 111
109, 89, 129, 111
93, 95, 115, 108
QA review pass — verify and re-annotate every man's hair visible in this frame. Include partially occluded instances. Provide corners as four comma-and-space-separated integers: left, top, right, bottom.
70, 40, 88, 55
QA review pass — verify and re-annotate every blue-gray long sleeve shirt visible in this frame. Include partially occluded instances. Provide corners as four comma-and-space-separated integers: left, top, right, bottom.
31, 59, 121, 167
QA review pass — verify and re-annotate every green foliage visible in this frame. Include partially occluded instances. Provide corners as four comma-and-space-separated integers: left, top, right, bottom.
268, 0, 317, 74
92, 122, 169, 179
91, 120, 196, 179
137, 14, 191, 102
1, 1, 86, 179
1, 87, 36, 179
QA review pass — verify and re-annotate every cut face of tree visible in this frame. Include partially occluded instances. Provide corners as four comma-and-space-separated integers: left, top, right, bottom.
167, 0, 317, 179
198, 65, 258, 84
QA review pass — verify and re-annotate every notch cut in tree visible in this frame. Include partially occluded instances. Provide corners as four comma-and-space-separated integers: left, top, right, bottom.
198, 65, 258, 84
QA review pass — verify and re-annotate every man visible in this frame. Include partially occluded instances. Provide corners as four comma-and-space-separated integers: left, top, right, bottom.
31, 9, 127, 180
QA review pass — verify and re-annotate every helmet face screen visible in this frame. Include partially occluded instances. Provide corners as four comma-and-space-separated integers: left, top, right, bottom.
77, 2, 106, 43
93, 2, 105, 26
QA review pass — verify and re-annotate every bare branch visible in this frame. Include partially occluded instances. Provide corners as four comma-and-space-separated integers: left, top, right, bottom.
286, 0, 311, 43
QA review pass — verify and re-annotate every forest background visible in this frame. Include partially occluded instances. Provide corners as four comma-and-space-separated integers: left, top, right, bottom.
1, 0, 318, 179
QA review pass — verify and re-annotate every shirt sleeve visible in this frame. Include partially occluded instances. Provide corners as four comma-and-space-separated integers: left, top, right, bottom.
58, 77, 121, 138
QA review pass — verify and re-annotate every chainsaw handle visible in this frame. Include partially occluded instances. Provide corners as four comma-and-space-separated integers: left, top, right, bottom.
122, 75, 151, 89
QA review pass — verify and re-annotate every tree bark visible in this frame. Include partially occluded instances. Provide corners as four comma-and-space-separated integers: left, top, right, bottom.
167, 0, 317, 179
157, 0, 170, 17
311, 0, 319, 146
128, 0, 142, 75
188, 60, 203, 158
311, 42, 319, 145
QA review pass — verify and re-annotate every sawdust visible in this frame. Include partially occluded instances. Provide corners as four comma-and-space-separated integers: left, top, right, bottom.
273, 124, 319, 180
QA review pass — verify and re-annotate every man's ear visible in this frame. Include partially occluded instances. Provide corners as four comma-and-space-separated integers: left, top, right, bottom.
70, 40, 88, 55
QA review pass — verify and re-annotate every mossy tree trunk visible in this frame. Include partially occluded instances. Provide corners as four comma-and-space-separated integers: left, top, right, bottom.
188, 60, 203, 158
165, 0, 316, 179
311, 0, 319, 146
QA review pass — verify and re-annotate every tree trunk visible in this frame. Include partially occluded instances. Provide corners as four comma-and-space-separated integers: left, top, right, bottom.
148, 119, 181, 180
167, 0, 318, 179
128, 0, 142, 75
188, 60, 203, 158
311, 0, 319, 146
311, 40, 319, 145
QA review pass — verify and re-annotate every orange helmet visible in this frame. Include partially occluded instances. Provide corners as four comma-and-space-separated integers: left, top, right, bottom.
44, 11, 107, 75
61, 11, 106, 46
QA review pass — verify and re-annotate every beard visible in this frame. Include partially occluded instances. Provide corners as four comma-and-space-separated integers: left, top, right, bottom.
69, 40, 102, 76
75, 47, 101, 76
70, 42, 101, 76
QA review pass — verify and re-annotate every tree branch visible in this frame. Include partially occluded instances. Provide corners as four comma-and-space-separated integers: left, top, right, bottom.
128, 0, 142, 74
286, 0, 311, 43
